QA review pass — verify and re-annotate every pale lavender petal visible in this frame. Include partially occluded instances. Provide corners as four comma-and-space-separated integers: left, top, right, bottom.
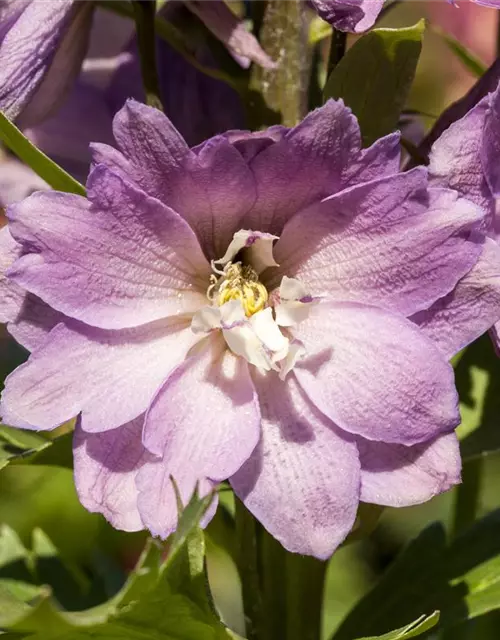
292, 301, 460, 445
138, 337, 260, 537
272, 170, 484, 317
7, 165, 210, 329
411, 238, 500, 359
428, 98, 494, 219
111, 100, 255, 258
73, 416, 155, 532
242, 100, 362, 234
231, 371, 360, 559
359, 432, 461, 507
186, 0, 276, 69
483, 84, 500, 198
310, 0, 385, 33
0, 318, 200, 433
0, 2, 93, 126
0, 226, 60, 351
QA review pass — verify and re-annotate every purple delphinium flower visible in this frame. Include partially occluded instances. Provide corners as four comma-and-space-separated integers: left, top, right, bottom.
1, 99, 485, 558
310, 0, 385, 33
412, 67, 500, 356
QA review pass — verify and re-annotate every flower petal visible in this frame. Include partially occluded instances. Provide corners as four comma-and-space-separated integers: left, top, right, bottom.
231, 372, 360, 559
310, 0, 385, 33
483, 84, 500, 198
138, 338, 260, 537
73, 415, 155, 531
0, 2, 93, 126
428, 97, 494, 219
216, 230, 279, 274
292, 301, 460, 445
273, 169, 484, 316
0, 318, 200, 433
0, 158, 48, 208
359, 432, 461, 507
186, 0, 276, 69
0, 226, 61, 352
112, 101, 256, 258
411, 238, 500, 359
7, 164, 210, 329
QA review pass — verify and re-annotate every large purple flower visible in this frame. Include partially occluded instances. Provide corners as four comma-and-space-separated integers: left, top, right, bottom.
1, 99, 482, 558
413, 74, 500, 355
310, 0, 384, 32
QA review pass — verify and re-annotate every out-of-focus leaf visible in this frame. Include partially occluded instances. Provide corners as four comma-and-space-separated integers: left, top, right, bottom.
0, 493, 232, 639
332, 510, 500, 639
0, 425, 73, 470
250, 0, 309, 126
357, 612, 440, 639
431, 25, 487, 78
309, 16, 332, 45
0, 112, 85, 195
0, 426, 51, 471
324, 21, 425, 146
454, 334, 500, 459
343, 504, 385, 546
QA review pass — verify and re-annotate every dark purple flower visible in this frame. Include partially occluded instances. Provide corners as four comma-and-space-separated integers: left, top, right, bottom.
1, 100, 479, 557
310, 0, 385, 33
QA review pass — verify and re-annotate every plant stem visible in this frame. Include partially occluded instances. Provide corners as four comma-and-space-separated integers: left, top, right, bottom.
327, 29, 347, 78
286, 554, 327, 640
131, 0, 163, 110
234, 498, 265, 640
451, 456, 483, 538
260, 528, 287, 640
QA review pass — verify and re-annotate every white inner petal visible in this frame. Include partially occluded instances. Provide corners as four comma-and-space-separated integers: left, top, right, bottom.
216, 229, 279, 274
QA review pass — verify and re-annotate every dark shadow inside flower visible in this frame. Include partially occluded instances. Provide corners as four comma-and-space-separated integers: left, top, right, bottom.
295, 347, 333, 379
357, 436, 444, 474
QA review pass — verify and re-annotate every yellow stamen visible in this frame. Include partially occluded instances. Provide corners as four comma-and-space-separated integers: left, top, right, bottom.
213, 263, 268, 317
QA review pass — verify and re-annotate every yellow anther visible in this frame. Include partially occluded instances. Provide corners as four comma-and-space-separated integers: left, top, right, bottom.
212, 262, 269, 317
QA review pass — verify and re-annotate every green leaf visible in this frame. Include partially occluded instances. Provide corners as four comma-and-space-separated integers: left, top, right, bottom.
250, 0, 309, 127
357, 612, 440, 639
324, 21, 425, 146
0, 112, 86, 195
332, 510, 500, 639
0, 494, 232, 639
0, 425, 73, 471
431, 25, 487, 78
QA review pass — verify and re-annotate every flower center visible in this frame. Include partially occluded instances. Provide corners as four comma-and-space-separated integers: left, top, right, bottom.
208, 262, 268, 317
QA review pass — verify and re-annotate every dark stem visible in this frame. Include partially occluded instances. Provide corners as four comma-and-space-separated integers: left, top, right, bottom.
286, 554, 327, 640
235, 498, 265, 640
131, 0, 163, 110
451, 456, 483, 538
261, 528, 287, 640
327, 29, 347, 78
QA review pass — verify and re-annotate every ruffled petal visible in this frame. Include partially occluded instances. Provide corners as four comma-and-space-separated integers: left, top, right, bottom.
0, 318, 200, 432
138, 337, 260, 537
216, 230, 279, 274
231, 371, 360, 559
411, 238, 500, 359
292, 301, 460, 445
273, 169, 484, 316
7, 164, 210, 329
0, 226, 60, 352
359, 432, 461, 507
73, 415, 155, 531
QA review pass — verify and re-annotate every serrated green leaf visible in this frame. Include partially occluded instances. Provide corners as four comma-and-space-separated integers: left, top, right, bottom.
0, 112, 85, 195
324, 21, 425, 146
358, 612, 440, 639
332, 510, 500, 639
0, 495, 231, 639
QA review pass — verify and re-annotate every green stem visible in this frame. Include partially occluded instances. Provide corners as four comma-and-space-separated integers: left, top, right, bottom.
131, 0, 163, 110
286, 554, 327, 640
327, 29, 347, 78
234, 499, 265, 640
260, 529, 287, 640
451, 456, 483, 538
